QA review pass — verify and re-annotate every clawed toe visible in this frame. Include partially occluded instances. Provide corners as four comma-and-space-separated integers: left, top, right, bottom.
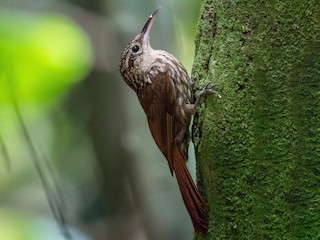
193, 82, 221, 109
198, 82, 221, 99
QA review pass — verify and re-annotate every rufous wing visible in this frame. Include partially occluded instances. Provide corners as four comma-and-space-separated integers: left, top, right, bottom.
137, 72, 209, 234
137, 72, 176, 174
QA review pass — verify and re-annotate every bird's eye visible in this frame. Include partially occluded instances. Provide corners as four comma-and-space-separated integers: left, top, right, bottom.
132, 45, 140, 53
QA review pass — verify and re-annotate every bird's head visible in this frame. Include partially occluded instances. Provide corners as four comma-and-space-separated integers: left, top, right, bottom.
119, 8, 160, 79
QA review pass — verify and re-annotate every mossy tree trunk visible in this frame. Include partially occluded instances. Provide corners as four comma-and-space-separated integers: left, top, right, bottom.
192, 0, 320, 239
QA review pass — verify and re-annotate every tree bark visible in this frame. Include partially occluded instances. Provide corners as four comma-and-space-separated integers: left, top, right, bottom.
192, 0, 320, 239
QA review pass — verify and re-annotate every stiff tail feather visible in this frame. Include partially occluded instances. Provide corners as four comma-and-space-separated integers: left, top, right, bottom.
173, 146, 209, 235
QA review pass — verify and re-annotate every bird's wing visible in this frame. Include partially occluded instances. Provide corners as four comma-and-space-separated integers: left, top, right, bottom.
138, 72, 176, 175
138, 73, 209, 233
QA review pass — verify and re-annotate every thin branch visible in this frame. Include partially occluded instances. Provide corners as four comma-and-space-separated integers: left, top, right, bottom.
0, 132, 11, 172
5, 59, 73, 240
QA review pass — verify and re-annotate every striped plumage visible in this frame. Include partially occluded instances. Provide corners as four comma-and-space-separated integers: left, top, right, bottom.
119, 9, 209, 235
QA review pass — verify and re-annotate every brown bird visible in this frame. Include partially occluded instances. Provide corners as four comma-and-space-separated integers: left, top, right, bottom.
119, 9, 213, 235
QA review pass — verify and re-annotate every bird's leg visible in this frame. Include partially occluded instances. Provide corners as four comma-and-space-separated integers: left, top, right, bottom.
186, 83, 221, 115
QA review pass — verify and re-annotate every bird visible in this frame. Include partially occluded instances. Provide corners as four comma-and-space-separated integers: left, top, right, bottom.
119, 8, 214, 235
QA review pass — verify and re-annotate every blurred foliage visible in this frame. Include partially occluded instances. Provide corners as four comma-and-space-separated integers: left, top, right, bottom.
0, 5, 93, 240
0, 208, 89, 240
0, 7, 92, 104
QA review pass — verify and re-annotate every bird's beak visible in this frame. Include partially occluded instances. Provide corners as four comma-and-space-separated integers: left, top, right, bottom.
141, 8, 160, 44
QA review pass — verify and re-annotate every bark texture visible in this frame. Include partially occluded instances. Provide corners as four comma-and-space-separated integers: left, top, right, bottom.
192, 0, 320, 239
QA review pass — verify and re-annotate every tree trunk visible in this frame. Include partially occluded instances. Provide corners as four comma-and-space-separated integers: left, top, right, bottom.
192, 0, 320, 239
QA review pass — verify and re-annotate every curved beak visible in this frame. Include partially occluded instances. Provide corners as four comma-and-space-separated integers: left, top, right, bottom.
141, 8, 160, 44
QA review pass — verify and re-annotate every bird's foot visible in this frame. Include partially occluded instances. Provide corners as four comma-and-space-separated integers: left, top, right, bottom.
194, 83, 221, 108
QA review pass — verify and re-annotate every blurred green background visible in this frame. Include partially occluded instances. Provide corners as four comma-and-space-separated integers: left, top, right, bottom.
0, 0, 201, 239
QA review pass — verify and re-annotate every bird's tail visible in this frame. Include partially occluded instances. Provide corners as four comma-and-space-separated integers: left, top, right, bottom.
173, 145, 209, 235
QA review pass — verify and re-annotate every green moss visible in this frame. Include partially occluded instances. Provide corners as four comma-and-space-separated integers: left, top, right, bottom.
192, 0, 320, 239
